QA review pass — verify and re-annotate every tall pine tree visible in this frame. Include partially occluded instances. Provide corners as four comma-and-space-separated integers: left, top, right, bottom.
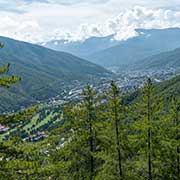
163, 96, 180, 179
49, 85, 99, 179
131, 78, 164, 179
96, 81, 129, 180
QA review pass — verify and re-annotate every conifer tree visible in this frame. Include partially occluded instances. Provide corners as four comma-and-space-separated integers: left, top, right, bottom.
96, 81, 129, 180
109, 81, 123, 178
132, 78, 163, 179
0, 43, 21, 88
49, 85, 99, 179
163, 96, 180, 179
0, 107, 38, 178
0, 42, 38, 178
82, 85, 97, 179
171, 96, 180, 177
0, 63, 21, 88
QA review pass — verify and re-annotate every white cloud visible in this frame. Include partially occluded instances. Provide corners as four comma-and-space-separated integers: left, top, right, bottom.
1, 1, 180, 42
47, 0, 110, 5
106, 6, 180, 40
63, 6, 180, 41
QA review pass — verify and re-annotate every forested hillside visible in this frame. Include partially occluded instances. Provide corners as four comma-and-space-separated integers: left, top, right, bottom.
1, 1, 180, 179
0, 37, 110, 112
133, 47, 180, 71
0, 73, 179, 179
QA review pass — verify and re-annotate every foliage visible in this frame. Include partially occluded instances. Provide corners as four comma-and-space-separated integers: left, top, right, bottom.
0, 36, 110, 112
0, 75, 180, 179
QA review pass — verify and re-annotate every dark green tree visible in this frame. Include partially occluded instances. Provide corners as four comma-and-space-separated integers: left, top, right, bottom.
0, 42, 39, 179
131, 78, 164, 180
0, 43, 21, 88
47, 85, 99, 179
162, 96, 180, 179
96, 81, 129, 180
171, 96, 180, 177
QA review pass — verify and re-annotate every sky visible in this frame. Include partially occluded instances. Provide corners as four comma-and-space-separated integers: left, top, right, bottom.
1, 0, 180, 43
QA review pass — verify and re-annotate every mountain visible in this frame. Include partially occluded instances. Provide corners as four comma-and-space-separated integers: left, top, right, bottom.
87, 28, 180, 67
41, 35, 119, 58
133, 47, 180, 71
125, 75, 180, 105
155, 75, 180, 101
0, 36, 110, 112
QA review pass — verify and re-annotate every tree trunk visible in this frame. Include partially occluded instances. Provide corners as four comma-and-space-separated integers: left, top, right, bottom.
148, 128, 152, 180
89, 119, 94, 180
175, 110, 180, 176
114, 97, 123, 178
147, 92, 152, 180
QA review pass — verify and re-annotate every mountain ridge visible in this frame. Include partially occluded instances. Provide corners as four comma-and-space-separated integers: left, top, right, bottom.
41, 34, 119, 59
0, 36, 111, 112
87, 28, 180, 67
41, 28, 180, 68
133, 47, 180, 71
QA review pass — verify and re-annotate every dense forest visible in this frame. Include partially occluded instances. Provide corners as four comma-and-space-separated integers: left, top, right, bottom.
0, 56, 179, 180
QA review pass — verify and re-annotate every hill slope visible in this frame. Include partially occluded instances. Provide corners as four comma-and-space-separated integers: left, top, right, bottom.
7, 75, 180, 140
0, 36, 110, 112
133, 47, 180, 71
124, 75, 180, 106
87, 28, 180, 67
155, 75, 180, 100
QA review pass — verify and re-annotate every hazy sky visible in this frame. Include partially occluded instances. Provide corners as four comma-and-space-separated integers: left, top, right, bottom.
1, 0, 180, 42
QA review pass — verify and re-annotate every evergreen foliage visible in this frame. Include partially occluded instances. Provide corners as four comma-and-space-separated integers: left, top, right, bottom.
0, 75, 180, 179
0, 43, 21, 88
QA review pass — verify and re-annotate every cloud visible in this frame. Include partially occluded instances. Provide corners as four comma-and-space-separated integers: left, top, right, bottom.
106, 6, 180, 40
0, 0, 24, 13
1, 1, 180, 43
0, 0, 109, 7
47, 0, 110, 5
62, 6, 180, 41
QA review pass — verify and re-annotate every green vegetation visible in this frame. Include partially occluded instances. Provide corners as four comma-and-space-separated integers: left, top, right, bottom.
135, 47, 180, 71
0, 38, 180, 179
0, 43, 21, 88
0, 75, 179, 179
1, 104, 63, 140
0, 36, 110, 112
0, 57, 38, 178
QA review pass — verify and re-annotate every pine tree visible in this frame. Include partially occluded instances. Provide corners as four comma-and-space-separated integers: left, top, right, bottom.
0, 107, 38, 178
0, 63, 21, 88
0, 42, 38, 179
48, 85, 99, 179
82, 85, 97, 179
109, 81, 123, 178
0, 43, 21, 88
95, 81, 129, 180
162, 96, 180, 179
131, 78, 164, 179
171, 96, 180, 177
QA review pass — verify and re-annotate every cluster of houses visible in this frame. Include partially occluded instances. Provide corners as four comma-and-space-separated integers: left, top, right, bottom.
0, 125, 9, 133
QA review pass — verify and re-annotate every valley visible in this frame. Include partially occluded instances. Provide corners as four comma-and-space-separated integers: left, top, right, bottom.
1, 28, 180, 139
1, 28, 180, 113
0, 22, 180, 179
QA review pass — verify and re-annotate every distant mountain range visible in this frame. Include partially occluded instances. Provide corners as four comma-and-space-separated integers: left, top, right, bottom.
88, 28, 180, 67
0, 36, 110, 112
42, 28, 180, 68
1, 27, 180, 112
41, 35, 119, 58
